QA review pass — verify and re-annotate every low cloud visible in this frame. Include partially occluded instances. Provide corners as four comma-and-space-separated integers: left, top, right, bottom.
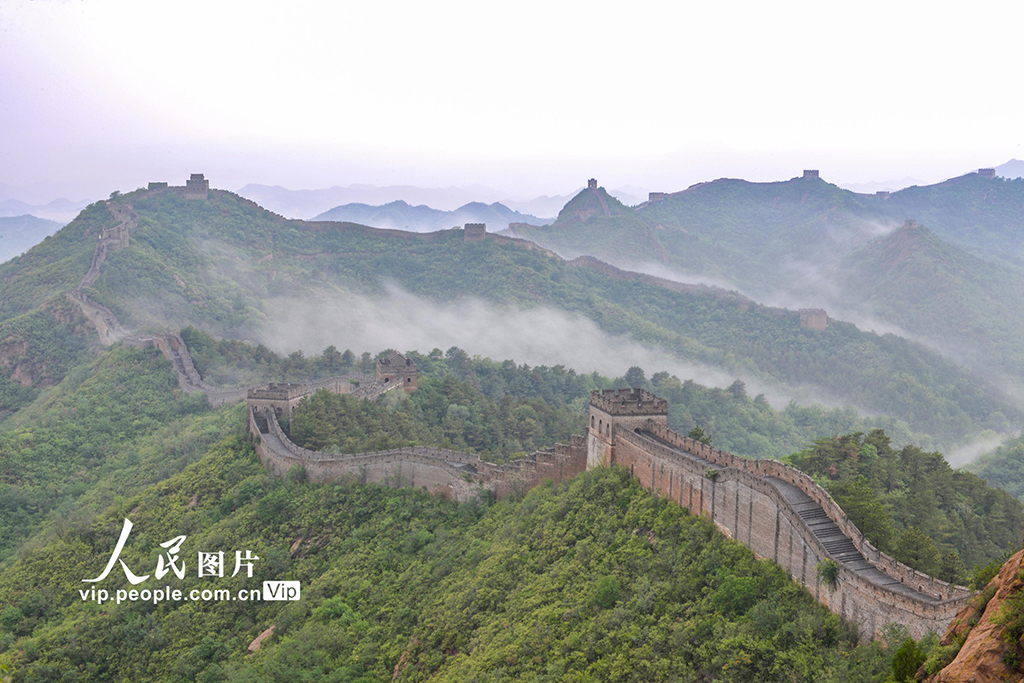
946, 434, 1009, 468
259, 282, 836, 408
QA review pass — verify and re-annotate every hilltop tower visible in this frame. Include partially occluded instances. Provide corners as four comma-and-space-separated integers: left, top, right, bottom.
587, 178, 598, 190
464, 223, 486, 242
587, 388, 668, 468
99, 223, 130, 250
799, 308, 828, 331
978, 168, 996, 178
184, 173, 209, 200
376, 351, 417, 393
803, 170, 819, 180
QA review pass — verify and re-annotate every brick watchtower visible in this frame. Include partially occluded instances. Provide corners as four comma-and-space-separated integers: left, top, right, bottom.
464, 223, 486, 242
587, 178, 598, 190
375, 351, 417, 393
184, 173, 209, 200
798, 308, 828, 331
587, 388, 668, 468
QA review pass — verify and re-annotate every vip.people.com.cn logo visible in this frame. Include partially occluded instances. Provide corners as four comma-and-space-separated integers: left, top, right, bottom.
79, 518, 299, 605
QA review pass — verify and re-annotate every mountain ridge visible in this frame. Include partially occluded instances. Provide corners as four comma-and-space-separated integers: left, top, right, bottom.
312, 199, 548, 232
1, 185, 1015, 448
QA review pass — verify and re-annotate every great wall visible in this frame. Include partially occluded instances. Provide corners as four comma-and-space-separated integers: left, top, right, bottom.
63, 177, 970, 640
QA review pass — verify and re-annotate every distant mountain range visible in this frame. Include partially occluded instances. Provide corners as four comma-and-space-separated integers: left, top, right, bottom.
0, 215, 63, 263
996, 158, 1024, 178
0, 197, 90, 224
503, 172, 1024, 389
4, 186, 1007, 448
237, 183, 645, 220
313, 200, 548, 232
837, 177, 922, 194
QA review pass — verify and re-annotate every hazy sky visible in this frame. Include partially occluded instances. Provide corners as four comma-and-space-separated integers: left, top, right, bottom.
2, 0, 1022, 200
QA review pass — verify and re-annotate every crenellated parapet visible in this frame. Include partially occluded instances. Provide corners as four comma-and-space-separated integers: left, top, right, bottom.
590, 387, 667, 416
588, 388, 972, 640
248, 404, 586, 501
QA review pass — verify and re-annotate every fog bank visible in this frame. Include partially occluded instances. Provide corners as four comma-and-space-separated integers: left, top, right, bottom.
260, 283, 812, 406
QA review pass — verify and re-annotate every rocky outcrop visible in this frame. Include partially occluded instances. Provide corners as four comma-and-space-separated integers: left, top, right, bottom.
924, 549, 1024, 682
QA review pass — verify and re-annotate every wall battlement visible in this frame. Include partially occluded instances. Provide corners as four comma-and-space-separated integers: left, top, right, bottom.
464, 223, 487, 242
590, 388, 668, 416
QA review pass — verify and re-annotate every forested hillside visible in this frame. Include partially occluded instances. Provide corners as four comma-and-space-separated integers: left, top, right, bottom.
178, 328, 922, 460
786, 432, 1022, 581
835, 221, 1024, 381
511, 174, 1024, 293
0, 308, 1015, 679
0, 432, 910, 682
0, 188, 1012, 451
506, 176, 1024, 431
0, 216, 63, 264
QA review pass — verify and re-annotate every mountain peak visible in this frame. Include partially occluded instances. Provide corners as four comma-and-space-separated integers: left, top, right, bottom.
553, 182, 631, 225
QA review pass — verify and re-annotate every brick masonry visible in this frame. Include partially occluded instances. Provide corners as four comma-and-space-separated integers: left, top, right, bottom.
588, 389, 971, 639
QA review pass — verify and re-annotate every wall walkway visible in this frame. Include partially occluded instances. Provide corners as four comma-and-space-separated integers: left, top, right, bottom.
603, 420, 971, 638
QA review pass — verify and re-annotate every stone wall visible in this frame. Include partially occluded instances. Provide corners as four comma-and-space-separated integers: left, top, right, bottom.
597, 417, 970, 639
249, 405, 587, 502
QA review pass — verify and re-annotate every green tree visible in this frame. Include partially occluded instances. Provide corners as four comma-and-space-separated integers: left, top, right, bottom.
624, 366, 647, 387
689, 425, 712, 446
895, 527, 940, 576
591, 574, 621, 609
891, 637, 925, 682
830, 478, 894, 551
816, 559, 840, 592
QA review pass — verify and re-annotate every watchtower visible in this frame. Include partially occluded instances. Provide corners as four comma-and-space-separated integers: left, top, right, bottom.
376, 351, 417, 393
246, 382, 312, 418
648, 192, 668, 202
184, 173, 209, 200
587, 178, 598, 190
587, 388, 668, 468
798, 308, 828, 331
803, 170, 819, 180
99, 223, 130, 250
978, 168, 996, 179
464, 223, 486, 242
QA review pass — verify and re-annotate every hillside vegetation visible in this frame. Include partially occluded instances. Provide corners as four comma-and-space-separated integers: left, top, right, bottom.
507, 177, 1024, 431
835, 221, 1024, 382
0, 216, 63, 264
786, 431, 1023, 581
0, 438, 897, 682
2, 188, 1013, 450
0, 329, 1016, 679
178, 328, 922, 461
